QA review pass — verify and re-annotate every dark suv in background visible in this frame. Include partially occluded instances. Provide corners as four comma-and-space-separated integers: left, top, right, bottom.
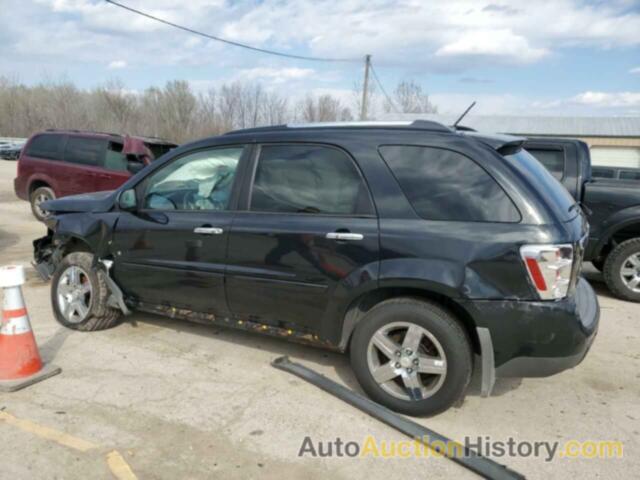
524, 137, 640, 302
33, 121, 599, 416
14, 130, 176, 220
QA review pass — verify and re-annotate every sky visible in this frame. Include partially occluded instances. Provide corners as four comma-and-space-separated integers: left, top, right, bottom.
1, 0, 639, 116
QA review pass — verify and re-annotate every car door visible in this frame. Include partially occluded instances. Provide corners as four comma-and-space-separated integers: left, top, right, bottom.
111, 145, 249, 316
59, 135, 109, 195
62, 136, 135, 194
225, 143, 379, 334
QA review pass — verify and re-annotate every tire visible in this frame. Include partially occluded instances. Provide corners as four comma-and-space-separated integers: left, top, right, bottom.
349, 298, 473, 417
591, 258, 605, 272
30, 186, 55, 222
603, 238, 640, 302
51, 252, 123, 331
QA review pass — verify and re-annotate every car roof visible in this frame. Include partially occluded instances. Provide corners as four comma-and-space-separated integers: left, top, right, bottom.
222, 120, 524, 153
224, 120, 452, 135
40, 129, 175, 145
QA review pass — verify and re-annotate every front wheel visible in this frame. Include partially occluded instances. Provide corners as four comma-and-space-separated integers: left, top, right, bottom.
603, 238, 640, 302
51, 252, 123, 331
349, 298, 472, 417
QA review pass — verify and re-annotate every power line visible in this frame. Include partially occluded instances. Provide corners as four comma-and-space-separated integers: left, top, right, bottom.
105, 0, 360, 63
369, 61, 400, 114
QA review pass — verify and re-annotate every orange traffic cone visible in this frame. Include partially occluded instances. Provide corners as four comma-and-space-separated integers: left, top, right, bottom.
0, 265, 61, 392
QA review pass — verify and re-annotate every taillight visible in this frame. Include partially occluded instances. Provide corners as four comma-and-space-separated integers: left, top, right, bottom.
520, 244, 574, 300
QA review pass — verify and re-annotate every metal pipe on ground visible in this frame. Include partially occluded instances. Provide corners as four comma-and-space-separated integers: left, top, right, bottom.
272, 356, 525, 480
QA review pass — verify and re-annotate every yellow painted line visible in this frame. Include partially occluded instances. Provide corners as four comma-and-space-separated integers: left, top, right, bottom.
107, 450, 138, 480
0, 411, 98, 452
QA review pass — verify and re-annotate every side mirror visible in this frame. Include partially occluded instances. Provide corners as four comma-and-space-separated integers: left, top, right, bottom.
127, 160, 145, 174
118, 188, 138, 211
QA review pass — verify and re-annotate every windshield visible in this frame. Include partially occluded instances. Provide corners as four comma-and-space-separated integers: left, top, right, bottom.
506, 149, 578, 222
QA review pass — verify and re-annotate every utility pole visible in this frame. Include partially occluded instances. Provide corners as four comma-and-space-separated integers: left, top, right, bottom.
360, 54, 371, 121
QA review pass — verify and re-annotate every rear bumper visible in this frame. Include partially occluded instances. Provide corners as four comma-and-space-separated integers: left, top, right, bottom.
466, 278, 599, 380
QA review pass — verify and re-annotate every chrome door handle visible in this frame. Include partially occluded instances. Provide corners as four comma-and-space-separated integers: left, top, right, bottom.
194, 227, 224, 235
326, 232, 364, 241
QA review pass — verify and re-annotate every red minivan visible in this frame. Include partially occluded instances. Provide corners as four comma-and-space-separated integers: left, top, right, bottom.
14, 130, 176, 220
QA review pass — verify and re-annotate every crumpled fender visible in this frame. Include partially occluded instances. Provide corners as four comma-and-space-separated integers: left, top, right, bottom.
50, 212, 119, 256
34, 213, 121, 279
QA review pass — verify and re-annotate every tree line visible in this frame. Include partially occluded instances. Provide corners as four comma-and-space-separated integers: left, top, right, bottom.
0, 76, 437, 144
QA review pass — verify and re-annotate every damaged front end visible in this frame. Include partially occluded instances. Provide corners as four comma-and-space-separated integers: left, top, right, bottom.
32, 231, 63, 281
32, 208, 131, 317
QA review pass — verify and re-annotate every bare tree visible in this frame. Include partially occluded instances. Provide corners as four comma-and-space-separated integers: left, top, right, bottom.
297, 93, 352, 122
385, 80, 438, 114
94, 79, 137, 133
0, 76, 357, 141
261, 91, 288, 125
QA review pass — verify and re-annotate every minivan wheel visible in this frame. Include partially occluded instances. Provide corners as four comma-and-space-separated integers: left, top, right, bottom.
30, 186, 55, 221
349, 298, 472, 417
51, 252, 123, 331
603, 238, 640, 302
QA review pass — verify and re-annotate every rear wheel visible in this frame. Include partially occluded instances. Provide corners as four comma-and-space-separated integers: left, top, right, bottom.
51, 252, 123, 331
603, 238, 640, 302
349, 298, 472, 417
30, 186, 55, 221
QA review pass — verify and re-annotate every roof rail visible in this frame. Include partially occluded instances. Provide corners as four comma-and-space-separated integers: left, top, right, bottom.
225, 119, 451, 135
44, 128, 122, 137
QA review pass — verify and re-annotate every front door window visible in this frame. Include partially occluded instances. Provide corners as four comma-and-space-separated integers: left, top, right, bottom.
143, 147, 243, 211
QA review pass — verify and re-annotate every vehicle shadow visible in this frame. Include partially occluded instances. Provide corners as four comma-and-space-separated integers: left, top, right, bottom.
129, 312, 523, 404
581, 267, 616, 300
130, 312, 362, 389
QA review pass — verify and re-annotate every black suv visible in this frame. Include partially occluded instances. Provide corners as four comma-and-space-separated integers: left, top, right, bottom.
34, 121, 599, 416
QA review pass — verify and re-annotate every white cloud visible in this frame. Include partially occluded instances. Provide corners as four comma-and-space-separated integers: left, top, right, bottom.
630, 67, 640, 74
107, 60, 127, 70
570, 91, 640, 108
235, 67, 315, 84
435, 29, 549, 63
5, 0, 640, 73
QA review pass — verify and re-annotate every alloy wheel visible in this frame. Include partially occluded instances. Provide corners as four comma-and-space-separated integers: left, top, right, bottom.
56, 265, 93, 324
366, 321, 447, 401
620, 253, 640, 293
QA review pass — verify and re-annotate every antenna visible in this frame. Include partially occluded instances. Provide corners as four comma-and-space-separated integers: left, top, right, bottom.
452, 101, 476, 128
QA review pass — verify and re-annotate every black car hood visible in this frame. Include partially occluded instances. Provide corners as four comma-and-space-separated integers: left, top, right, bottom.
42, 190, 117, 213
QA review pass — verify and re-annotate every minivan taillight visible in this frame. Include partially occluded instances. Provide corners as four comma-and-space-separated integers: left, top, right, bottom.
520, 244, 574, 300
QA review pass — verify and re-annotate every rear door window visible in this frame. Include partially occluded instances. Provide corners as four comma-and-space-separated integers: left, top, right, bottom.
250, 144, 374, 216
25, 134, 63, 160
525, 148, 565, 180
63, 137, 108, 167
379, 145, 520, 223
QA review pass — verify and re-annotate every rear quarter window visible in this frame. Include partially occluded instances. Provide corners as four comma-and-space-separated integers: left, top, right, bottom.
379, 145, 520, 223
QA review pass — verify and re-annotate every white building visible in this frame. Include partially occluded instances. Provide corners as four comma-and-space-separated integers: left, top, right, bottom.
379, 114, 640, 169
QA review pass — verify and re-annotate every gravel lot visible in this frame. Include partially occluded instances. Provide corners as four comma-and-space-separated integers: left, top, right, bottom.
0, 159, 638, 479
